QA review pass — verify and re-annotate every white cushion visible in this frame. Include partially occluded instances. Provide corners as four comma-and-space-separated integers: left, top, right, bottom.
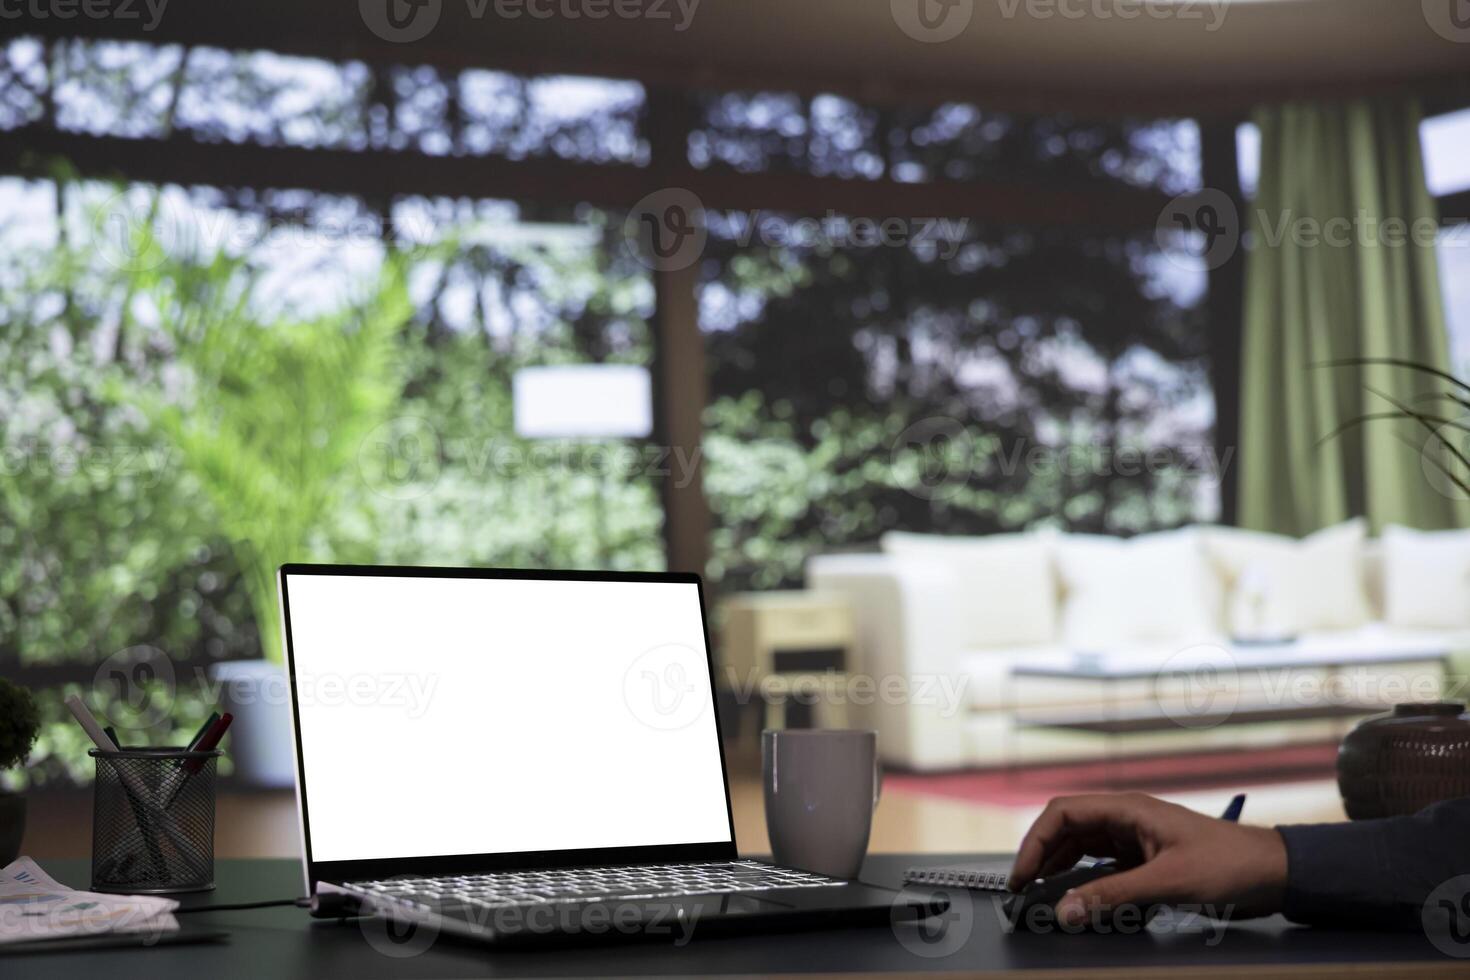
1382, 524, 1470, 629
1204, 519, 1373, 635
1362, 539, 1385, 619
880, 531, 1056, 647
957, 646, 1032, 710
1054, 528, 1223, 647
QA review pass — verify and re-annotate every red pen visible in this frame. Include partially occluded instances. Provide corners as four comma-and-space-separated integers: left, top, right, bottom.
161, 712, 233, 809
183, 711, 233, 774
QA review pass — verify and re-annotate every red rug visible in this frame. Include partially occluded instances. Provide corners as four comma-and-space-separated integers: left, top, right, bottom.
884, 743, 1339, 807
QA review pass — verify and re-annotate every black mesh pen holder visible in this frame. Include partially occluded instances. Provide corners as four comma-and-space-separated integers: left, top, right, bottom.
90, 747, 221, 894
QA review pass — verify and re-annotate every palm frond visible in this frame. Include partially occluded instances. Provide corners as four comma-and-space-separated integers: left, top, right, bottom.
1314, 357, 1470, 396
1318, 410, 1470, 451
116, 213, 414, 661
1387, 430, 1470, 499
1361, 384, 1470, 476
1411, 390, 1470, 416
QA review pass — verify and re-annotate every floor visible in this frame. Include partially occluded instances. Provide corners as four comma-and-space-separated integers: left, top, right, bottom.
19, 740, 1347, 861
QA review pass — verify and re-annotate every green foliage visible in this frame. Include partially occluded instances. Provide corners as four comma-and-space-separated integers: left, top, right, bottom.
0, 679, 39, 772
1, 196, 669, 783
121, 237, 414, 662
338, 302, 664, 573
0, 216, 259, 671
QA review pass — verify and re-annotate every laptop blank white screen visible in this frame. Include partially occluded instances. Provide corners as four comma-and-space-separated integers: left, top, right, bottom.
282, 572, 732, 863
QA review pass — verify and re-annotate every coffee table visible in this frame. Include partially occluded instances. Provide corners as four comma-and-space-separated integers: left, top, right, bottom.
1005, 635, 1452, 780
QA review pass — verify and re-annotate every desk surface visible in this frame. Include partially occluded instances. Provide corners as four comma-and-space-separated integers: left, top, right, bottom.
7, 855, 1463, 979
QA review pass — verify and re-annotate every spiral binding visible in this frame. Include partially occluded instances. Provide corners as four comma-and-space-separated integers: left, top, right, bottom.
902, 866, 1009, 892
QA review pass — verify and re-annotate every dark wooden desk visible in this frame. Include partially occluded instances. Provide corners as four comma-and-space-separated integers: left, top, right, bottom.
6, 856, 1463, 978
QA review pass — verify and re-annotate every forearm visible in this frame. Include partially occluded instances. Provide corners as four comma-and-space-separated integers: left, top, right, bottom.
1277, 797, 1470, 928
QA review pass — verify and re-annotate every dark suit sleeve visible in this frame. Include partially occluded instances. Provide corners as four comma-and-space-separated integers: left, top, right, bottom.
1276, 797, 1470, 928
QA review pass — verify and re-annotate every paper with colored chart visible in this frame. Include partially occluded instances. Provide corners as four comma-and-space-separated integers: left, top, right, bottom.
0, 856, 179, 945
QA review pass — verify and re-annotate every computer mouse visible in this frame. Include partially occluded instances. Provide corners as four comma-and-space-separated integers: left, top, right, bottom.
1002, 864, 1119, 930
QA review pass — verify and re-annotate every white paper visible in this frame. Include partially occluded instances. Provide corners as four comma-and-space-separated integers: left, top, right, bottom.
0, 857, 180, 946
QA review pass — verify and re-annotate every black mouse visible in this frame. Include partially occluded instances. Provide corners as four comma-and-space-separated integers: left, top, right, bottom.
1002, 864, 1119, 931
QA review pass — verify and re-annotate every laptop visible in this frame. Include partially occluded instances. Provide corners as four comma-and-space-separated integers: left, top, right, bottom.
277, 564, 944, 946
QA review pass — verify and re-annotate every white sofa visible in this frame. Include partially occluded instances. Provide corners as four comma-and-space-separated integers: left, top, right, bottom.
806, 521, 1470, 771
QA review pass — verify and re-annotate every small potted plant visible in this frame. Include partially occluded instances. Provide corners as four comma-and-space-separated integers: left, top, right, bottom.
0, 679, 40, 864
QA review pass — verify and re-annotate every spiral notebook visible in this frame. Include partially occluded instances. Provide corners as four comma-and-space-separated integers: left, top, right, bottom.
902, 858, 1014, 892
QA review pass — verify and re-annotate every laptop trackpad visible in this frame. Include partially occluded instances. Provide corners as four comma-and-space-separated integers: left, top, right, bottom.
679, 894, 794, 915
720, 895, 791, 914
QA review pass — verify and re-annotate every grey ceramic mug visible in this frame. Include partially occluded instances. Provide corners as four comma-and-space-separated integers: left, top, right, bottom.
762, 729, 880, 879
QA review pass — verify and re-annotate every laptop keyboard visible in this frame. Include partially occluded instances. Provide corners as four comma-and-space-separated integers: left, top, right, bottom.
355, 860, 846, 909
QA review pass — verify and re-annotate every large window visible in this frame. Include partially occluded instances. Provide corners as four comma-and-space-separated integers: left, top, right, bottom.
1, 37, 1219, 780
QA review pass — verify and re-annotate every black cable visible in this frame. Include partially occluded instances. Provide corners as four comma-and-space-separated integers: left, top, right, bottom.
173, 894, 364, 918
173, 898, 309, 914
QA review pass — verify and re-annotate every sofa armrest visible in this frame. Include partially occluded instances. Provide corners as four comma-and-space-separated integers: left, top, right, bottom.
805, 554, 970, 770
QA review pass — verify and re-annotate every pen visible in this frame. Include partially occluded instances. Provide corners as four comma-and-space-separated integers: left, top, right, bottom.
64, 694, 119, 753
184, 713, 220, 753
65, 695, 172, 878
155, 711, 223, 801
103, 725, 121, 748
161, 712, 233, 809
183, 712, 232, 774
156, 711, 219, 784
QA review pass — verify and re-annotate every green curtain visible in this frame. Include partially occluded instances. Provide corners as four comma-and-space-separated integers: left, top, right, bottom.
1238, 98, 1469, 535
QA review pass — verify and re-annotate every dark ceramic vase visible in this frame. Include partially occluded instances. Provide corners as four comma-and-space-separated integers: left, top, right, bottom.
1337, 702, 1470, 820
0, 792, 24, 864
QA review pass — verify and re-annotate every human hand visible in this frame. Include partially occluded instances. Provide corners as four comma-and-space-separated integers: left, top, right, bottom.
1009, 792, 1288, 927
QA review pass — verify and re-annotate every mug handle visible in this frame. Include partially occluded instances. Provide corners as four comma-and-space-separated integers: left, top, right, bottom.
873, 755, 883, 812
